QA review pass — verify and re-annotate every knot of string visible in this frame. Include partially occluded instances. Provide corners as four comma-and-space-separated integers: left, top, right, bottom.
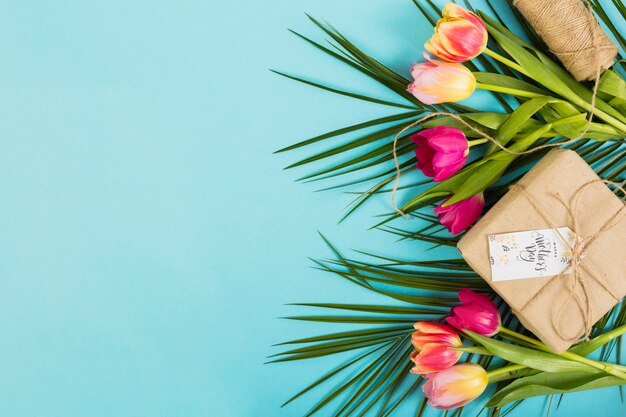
511, 180, 626, 342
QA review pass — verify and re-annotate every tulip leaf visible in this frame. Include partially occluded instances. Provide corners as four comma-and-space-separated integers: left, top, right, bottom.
404, 120, 552, 209
466, 332, 595, 373
482, 13, 626, 127
483, 22, 578, 103
534, 48, 626, 126
473, 72, 550, 96
539, 103, 622, 141
485, 96, 555, 154
570, 323, 626, 357
598, 69, 626, 101
486, 371, 626, 408
423, 112, 502, 130
272, 2, 626, 415
422, 112, 545, 138
445, 123, 553, 205
399, 167, 481, 211
444, 158, 512, 205
400, 118, 549, 210
545, 101, 580, 118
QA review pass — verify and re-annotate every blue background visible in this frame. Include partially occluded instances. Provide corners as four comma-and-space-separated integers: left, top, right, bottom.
0, 0, 623, 416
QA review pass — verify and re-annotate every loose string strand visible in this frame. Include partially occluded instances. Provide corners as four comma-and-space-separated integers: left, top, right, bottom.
391, 3, 602, 220
392, 0, 603, 219
513, 179, 626, 342
391, 81, 598, 218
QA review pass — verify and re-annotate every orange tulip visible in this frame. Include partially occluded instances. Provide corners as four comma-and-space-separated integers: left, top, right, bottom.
410, 322, 462, 375
425, 3, 488, 63
407, 55, 476, 104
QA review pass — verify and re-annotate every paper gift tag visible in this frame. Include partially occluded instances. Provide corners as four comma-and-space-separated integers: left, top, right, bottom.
488, 227, 578, 282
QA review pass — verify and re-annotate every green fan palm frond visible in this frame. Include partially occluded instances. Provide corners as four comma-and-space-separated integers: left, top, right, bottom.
275, 235, 626, 416
273, 235, 543, 416
276, 0, 625, 222
275, 1, 626, 416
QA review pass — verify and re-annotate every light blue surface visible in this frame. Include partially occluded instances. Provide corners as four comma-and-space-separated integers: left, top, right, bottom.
0, 0, 623, 416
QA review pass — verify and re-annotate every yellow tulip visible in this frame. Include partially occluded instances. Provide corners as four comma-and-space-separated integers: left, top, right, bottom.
422, 364, 488, 410
407, 55, 476, 104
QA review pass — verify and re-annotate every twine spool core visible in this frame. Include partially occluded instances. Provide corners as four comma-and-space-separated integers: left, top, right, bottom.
513, 0, 617, 81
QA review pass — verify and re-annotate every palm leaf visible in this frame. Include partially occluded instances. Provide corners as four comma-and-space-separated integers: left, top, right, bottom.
274, 1, 626, 416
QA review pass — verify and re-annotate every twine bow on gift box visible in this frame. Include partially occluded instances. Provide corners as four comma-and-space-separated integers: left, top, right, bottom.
511, 180, 626, 343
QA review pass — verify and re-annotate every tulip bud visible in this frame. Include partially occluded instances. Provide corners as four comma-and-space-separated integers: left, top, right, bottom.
434, 194, 485, 235
407, 56, 476, 104
446, 288, 501, 337
425, 3, 488, 63
411, 126, 469, 182
410, 322, 462, 375
422, 364, 488, 410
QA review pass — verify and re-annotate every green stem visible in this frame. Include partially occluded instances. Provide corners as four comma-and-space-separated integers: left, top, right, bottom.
486, 364, 527, 383
476, 82, 544, 99
468, 138, 488, 147
550, 113, 588, 127
483, 48, 626, 134
560, 88, 626, 132
499, 327, 626, 380
588, 323, 626, 346
484, 48, 529, 76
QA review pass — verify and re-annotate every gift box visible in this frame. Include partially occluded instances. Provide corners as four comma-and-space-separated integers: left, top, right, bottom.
457, 149, 626, 353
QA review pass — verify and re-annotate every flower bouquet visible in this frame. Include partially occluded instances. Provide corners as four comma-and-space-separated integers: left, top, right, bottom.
272, 0, 626, 415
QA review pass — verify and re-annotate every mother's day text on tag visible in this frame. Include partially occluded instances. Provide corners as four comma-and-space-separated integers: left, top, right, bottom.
488, 227, 577, 282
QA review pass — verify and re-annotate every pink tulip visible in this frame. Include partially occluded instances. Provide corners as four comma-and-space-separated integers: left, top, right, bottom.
422, 364, 488, 410
425, 3, 488, 63
446, 288, 501, 337
434, 193, 484, 235
410, 322, 462, 375
410, 126, 469, 181
433, 193, 485, 235
407, 55, 475, 104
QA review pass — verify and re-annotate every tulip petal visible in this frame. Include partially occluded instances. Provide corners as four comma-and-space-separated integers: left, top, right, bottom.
413, 137, 437, 177
425, 3, 488, 63
426, 127, 468, 153
437, 20, 486, 60
445, 314, 465, 331
422, 364, 488, 410
412, 332, 460, 350
451, 305, 499, 336
407, 59, 476, 104
446, 289, 501, 336
413, 343, 462, 373
458, 288, 496, 310
411, 127, 469, 181
434, 194, 484, 235
413, 321, 458, 334
431, 153, 467, 182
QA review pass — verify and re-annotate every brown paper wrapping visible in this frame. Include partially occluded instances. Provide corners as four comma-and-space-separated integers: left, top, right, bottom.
458, 149, 626, 353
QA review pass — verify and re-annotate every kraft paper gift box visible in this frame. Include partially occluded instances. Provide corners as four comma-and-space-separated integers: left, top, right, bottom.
457, 149, 626, 353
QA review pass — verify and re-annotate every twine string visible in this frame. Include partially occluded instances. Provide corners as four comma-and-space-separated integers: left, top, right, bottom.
392, 1, 604, 219
513, 0, 617, 81
512, 180, 626, 342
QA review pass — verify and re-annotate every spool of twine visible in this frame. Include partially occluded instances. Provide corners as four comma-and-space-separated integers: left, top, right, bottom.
513, 0, 617, 81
